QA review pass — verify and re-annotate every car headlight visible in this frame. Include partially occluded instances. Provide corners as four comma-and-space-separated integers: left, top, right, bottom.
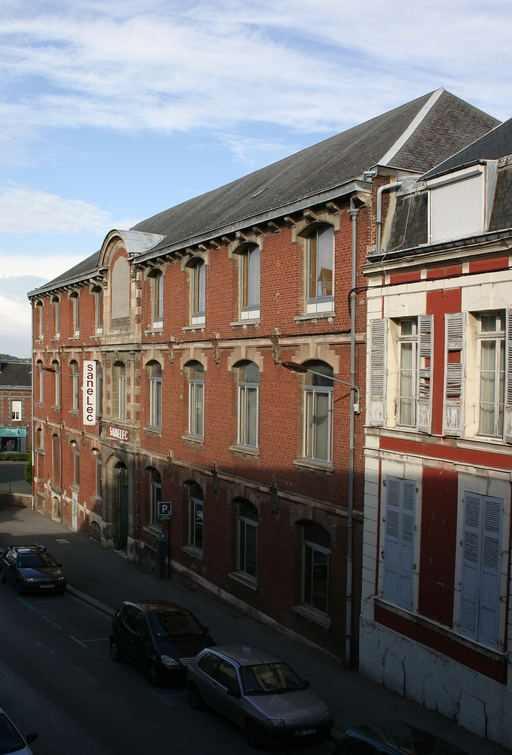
321, 712, 331, 722
266, 718, 285, 727
160, 655, 180, 668
23, 577, 35, 582
57, 576, 66, 581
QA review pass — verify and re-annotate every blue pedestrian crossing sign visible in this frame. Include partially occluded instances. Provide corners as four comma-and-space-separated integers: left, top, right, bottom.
157, 501, 172, 521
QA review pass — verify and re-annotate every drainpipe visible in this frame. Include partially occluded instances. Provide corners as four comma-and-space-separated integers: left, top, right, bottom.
375, 181, 402, 256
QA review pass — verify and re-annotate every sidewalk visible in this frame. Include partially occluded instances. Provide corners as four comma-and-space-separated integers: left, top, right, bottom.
0, 503, 508, 755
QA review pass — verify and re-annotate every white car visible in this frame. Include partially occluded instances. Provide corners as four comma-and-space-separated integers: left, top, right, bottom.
0, 706, 38, 754
186, 645, 333, 748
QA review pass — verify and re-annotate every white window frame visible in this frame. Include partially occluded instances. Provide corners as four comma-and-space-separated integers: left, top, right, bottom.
238, 503, 258, 579
11, 400, 21, 421
240, 245, 260, 320
303, 365, 333, 463
189, 491, 204, 551
306, 225, 334, 315
191, 260, 206, 325
302, 524, 331, 616
71, 361, 80, 412
94, 287, 103, 335
188, 364, 204, 437
71, 292, 79, 336
149, 363, 162, 428
238, 363, 259, 448
52, 297, 60, 338
477, 311, 505, 438
52, 361, 60, 407
152, 271, 164, 329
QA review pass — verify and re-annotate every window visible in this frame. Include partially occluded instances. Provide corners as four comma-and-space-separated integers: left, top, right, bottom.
111, 257, 130, 319
70, 292, 79, 336
478, 312, 505, 437
149, 469, 162, 525
460, 491, 502, 648
52, 296, 60, 337
52, 360, 60, 407
112, 362, 127, 420
92, 285, 103, 334
429, 170, 484, 244
148, 362, 162, 429
36, 301, 44, 339
36, 427, 44, 450
188, 482, 203, 551
303, 361, 333, 463
398, 319, 417, 426
95, 360, 103, 419
37, 360, 44, 403
70, 360, 79, 411
240, 245, 260, 320
190, 259, 205, 325
150, 271, 164, 328
71, 442, 80, 486
11, 401, 21, 421
187, 361, 204, 437
306, 225, 334, 314
238, 500, 258, 579
382, 477, 416, 611
51, 434, 60, 489
237, 362, 259, 447
302, 521, 331, 615
93, 450, 102, 498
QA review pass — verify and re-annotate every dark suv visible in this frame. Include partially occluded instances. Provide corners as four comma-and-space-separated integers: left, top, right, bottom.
0, 543, 67, 595
333, 722, 467, 755
110, 599, 215, 686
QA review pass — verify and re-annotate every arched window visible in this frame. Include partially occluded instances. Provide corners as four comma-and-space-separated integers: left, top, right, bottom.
51, 434, 60, 489
92, 285, 103, 334
149, 270, 164, 328
52, 360, 60, 407
36, 301, 44, 339
147, 468, 162, 525
70, 360, 79, 411
37, 360, 44, 403
306, 225, 334, 314
111, 256, 130, 319
238, 500, 258, 579
240, 245, 260, 320
237, 361, 259, 448
71, 440, 80, 486
303, 361, 333, 463
52, 296, 60, 337
92, 448, 102, 498
187, 361, 204, 437
302, 521, 331, 615
112, 362, 127, 420
189, 259, 206, 325
187, 482, 204, 552
70, 292, 79, 336
148, 361, 162, 428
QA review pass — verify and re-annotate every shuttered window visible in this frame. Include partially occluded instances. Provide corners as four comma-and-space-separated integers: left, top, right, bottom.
460, 492, 502, 648
369, 318, 387, 426
504, 308, 512, 443
430, 173, 483, 243
383, 477, 416, 610
443, 313, 465, 436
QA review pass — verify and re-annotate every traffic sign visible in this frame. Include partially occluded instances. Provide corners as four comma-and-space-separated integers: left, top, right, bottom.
157, 501, 172, 521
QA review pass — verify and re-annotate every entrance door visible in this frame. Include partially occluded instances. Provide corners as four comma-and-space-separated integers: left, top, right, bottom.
118, 465, 128, 549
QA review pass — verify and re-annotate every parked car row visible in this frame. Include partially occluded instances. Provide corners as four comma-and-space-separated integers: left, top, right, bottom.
0, 543, 67, 595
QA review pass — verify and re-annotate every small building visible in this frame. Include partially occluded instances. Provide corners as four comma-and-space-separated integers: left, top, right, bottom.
0, 361, 31, 454
28, 88, 497, 661
361, 118, 512, 746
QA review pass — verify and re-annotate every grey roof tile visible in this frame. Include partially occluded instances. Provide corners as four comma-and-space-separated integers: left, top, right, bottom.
0, 362, 31, 388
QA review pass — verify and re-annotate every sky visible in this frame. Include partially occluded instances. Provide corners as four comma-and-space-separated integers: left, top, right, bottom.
0, 0, 511, 358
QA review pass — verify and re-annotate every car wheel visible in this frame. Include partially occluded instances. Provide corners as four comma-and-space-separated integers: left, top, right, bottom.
17, 581, 24, 596
188, 683, 203, 710
110, 638, 123, 662
147, 661, 161, 687
245, 719, 262, 749
0, 573, 6, 584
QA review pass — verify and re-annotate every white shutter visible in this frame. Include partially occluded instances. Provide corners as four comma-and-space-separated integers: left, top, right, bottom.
417, 315, 433, 434
460, 492, 502, 647
430, 174, 483, 243
383, 477, 415, 610
370, 318, 387, 426
478, 497, 501, 646
443, 313, 465, 436
504, 308, 512, 443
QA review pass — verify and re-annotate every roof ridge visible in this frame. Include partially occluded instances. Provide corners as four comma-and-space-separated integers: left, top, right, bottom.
377, 88, 445, 167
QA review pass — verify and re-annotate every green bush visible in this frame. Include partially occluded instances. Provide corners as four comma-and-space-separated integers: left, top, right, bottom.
24, 448, 33, 484
0, 453, 29, 462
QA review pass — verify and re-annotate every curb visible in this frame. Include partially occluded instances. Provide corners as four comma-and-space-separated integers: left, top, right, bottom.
66, 585, 115, 617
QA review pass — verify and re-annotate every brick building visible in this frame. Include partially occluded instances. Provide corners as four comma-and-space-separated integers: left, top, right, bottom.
28, 89, 497, 660
361, 118, 512, 745
0, 361, 31, 454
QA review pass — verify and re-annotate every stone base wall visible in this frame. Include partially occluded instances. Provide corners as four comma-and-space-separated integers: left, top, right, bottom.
0, 493, 32, 508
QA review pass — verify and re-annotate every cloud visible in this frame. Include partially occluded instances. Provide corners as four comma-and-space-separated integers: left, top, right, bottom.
0, 188, 138, 235
0, 254, 84, 280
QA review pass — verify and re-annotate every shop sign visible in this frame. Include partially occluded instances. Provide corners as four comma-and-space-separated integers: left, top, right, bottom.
0, 427, 27, 437
108, 425, 130, 442
83, 360, 97, 426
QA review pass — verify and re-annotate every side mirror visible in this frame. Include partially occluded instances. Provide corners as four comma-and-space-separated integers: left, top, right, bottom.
227, 686, 241, 698
26, 733, 38, 745
303, 680, 310, 689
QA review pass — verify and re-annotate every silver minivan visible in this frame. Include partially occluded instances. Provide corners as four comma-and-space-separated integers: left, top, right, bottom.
186, 645, 333, 748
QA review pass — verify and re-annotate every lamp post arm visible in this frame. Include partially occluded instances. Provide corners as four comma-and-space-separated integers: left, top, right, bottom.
303, 369, 361, 404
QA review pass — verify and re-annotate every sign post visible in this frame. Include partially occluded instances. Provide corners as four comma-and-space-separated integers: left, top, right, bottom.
157, 501, 172, 579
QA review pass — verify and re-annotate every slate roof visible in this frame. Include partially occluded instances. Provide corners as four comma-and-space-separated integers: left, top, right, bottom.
0, 362, 31, 388
29, 88, 498, 296
423, 117, 512, 180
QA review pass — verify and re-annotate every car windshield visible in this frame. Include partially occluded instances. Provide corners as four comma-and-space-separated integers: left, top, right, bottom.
17, 552, 57, 569
148, 610, 204, 638
240, 662, 305, 695
0, 713, 25, 753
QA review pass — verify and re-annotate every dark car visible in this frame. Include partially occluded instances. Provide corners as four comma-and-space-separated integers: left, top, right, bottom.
333, 721, 468, 755
0, 543, 67, 595
186, 645, 333, 748
0, 706, 38, 754
110, 599, 215, 686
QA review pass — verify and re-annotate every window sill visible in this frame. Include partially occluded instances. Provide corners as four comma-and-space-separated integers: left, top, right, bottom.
90, 334, 103, 340
35, 449, 45, 456
182, 325, 205, 333
230, 320, 261, 328
69, 336, 80, 341
229, 571, 258, 591
90, 495, 102, 505
295, 312, 335, 323
144, 425, 162, 436
69, 410, 79, 417
182, 433, 204, 445
292, 604, 331, 630
51, 405, 61, 411
144, 329, 164, 336
293, 458, 333, 473
229, 444, 260, 458
143, 524, 162, 538
181, 545, 204, 562
69, 484, 80, 493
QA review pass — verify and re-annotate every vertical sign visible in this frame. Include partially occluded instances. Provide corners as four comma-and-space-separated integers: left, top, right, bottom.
83, 361, 97, 426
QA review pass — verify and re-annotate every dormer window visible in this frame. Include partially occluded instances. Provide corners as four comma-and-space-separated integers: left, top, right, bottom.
428, 166, 485, 244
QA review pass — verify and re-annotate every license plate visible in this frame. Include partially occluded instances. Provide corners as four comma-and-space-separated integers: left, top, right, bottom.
40, 584, 55, 589
295, 728, 316, 737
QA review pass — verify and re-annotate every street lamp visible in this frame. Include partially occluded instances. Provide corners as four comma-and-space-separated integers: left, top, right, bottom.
281, 359, 361, 669
281, 361, 361, 414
